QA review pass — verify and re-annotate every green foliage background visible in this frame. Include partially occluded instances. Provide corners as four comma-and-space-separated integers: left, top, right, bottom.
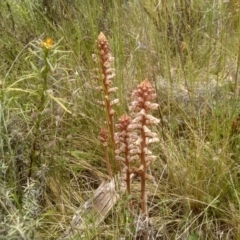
1, 0, 240, 239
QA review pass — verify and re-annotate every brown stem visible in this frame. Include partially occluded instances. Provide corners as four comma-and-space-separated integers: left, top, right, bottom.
140, 117, 149, 239
125, 151, 133, 216
105, 97, 115, 149
103, 85, 120, 175
97, 32, 119, 173
104, 145, 112, 178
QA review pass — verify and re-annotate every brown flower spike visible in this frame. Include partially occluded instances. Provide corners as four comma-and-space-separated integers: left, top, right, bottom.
129, 79, 160, 238
97, 32, 119, 174
115, 114, 138, 214
99, 128, 112, 178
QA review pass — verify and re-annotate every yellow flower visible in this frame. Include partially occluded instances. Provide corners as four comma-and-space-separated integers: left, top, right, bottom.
40, 37, 54, 49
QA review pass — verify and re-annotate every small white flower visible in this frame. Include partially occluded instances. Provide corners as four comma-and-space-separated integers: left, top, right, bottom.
146, 114, 160, 124
106, 73, 116, 80
119, 144, 126, 152
110, 99, 119, 106
149, 103, 159, 110
108, 87, 118, 93
146, 137, 160, 144
97, 100, 105, 106
139, 108, 146, 116
106, 68, 115, 74
128, 155, 139, 162
116, 156, 126, 162
108, 56, 115, 62
105, 79, 112, 86
110, 109, 115, 115
115, 149, 122, 154
128, 123, 142, 130
145, 155, 157, 162
130, 148, 141, 154
143, 125, 151, 133
132, 116, 143, 123
143, 148, 152, 155
145, 131, 158, 138
135, 137, 143, 145
103, 62, 111, 68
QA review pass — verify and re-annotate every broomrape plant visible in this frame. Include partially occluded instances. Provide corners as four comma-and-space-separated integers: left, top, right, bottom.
2, 2, 240, 239
95, 32, 119, 176
96, 32, 160, 239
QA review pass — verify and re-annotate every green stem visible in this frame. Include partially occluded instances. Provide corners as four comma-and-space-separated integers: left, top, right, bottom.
28, 49, 49, 178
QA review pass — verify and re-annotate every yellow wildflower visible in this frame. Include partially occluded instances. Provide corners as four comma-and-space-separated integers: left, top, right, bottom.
40, 37, 54, 49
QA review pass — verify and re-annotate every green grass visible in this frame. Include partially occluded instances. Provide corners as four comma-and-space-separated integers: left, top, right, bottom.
1, 0, 240, 239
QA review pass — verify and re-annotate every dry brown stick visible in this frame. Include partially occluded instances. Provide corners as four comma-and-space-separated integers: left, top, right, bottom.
59, 175, 125, 239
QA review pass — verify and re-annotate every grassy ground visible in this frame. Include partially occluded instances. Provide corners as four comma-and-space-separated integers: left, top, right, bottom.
1, 0, 240, 239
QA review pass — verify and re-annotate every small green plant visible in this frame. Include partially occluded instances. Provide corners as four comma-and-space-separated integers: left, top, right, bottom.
28, 37, 54, 178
